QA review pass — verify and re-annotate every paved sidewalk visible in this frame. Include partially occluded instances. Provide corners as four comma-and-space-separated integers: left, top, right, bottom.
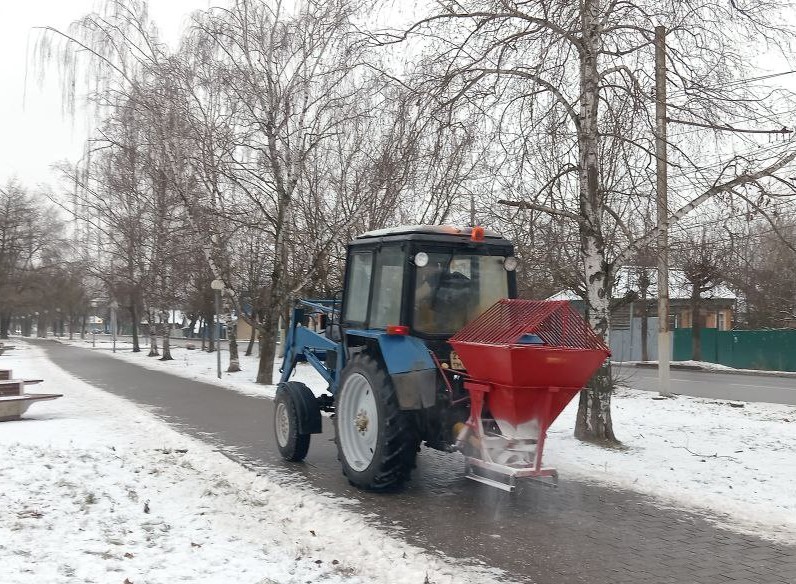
36, 339, 796, 584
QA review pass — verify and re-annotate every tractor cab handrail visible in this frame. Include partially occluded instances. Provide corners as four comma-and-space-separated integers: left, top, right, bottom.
299, 298, 340, 315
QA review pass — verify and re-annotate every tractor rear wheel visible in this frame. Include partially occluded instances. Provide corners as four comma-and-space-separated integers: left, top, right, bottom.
335, 354, 416, 490
274, 382, 312, 462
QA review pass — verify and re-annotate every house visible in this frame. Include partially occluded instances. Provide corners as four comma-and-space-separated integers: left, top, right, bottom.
548, 267, 736, 331
548, 267, 736, 361
616, 267, 735, 331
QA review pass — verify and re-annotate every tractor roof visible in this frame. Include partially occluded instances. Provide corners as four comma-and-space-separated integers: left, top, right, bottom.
354, 225, 512, 246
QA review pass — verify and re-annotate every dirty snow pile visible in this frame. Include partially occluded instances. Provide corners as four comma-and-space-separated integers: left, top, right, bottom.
67, 337, 796, 545
0, 343, 503, 584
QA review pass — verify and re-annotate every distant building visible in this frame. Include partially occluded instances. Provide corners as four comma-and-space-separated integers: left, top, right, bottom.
548, 267, 737, 361
548, 267, 735, 331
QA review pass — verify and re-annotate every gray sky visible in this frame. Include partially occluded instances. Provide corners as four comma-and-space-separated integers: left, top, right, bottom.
0, 0, 210, 190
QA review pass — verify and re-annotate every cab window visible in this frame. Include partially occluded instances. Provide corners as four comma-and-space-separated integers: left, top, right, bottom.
368, 246, 405, 329
343, 251, 373, 324
414, 253, 508, 335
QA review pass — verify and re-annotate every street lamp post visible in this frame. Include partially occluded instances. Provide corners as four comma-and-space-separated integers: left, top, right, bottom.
210, 280, 224, 379
109, 301, 119, 353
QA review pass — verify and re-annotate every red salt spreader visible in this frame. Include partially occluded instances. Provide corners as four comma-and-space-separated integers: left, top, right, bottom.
448, 299, 611, 492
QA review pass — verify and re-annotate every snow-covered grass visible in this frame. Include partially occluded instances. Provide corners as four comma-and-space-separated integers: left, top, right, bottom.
53, 338, 796, 544
0, 342, 507, 584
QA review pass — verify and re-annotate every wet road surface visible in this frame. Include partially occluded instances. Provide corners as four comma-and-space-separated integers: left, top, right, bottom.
34, 340, 796, 584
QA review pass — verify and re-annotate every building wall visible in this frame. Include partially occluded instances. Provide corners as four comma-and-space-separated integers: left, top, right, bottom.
677, 307, 732, 331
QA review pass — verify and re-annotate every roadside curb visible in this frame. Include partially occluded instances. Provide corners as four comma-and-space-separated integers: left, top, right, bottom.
624, 362, 796, 379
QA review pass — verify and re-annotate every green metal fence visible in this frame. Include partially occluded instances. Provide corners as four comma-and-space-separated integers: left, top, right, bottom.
673, 328, 796, 371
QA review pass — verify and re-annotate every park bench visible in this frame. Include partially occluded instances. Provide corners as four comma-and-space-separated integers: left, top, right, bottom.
0, 370, 62, 422
0, 342, 16, 356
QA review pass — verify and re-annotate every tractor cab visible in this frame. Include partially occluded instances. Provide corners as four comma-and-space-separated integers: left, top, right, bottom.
341, 225, 518, 342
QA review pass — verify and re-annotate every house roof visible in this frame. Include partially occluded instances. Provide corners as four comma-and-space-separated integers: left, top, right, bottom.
548, 267, 737, 302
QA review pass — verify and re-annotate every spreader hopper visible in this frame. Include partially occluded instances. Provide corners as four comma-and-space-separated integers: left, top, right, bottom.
448, 300, 610, 491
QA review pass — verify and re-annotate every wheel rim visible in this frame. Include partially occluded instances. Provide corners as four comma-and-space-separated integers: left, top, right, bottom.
338, 372, 378, 472
275, 400, 290, 447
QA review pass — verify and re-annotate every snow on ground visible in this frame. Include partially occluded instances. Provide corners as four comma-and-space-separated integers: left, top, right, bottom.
620, 359, 738, 371
56, 338, 796, 544
0, 342, 507, 584
621, 359, 796, 376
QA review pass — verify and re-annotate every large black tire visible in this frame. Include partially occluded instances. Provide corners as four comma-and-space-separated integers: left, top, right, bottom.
334, 354, 416, 490
274, 382, 311, 462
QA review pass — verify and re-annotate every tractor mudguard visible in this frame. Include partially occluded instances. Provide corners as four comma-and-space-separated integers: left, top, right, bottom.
391, 369, 438, 409
276, 382, 323, 435
375, 334, 436, 374
347, 330, 439, 410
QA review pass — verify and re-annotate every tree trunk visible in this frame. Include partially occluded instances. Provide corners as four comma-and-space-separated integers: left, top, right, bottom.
574, 248, 617, 444
691, 296, 702, 361
573, 0, 618, 445
256, 309, 278, 384
130, 304, 141, 352
0, 313, 9, 339
245, 314, 257, 356
148, 314, 159, 357
227, 316, 241, 372
207, 310, 215, 352
160, 313, 173, 361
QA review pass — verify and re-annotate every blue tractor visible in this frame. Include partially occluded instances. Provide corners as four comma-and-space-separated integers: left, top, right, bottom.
275, 225, 518, 490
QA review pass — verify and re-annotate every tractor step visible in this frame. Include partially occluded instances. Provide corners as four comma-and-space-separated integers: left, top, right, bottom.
464, 462, 517, 492
465, 470, 516, 492
464, 456, 560, 492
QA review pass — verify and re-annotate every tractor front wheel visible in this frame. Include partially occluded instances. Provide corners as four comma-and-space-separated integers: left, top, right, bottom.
274, 382, 312, 462
335, 354, 416, 490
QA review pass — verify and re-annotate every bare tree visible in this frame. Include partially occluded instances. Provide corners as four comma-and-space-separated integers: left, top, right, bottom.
388, 0, 796, 442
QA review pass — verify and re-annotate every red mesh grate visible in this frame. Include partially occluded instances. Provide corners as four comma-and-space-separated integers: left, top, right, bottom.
450, 299, 608, 351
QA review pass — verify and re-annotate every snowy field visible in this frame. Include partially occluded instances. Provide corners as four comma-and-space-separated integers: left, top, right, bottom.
62, 336, 796, 545
0, 342, 507, 584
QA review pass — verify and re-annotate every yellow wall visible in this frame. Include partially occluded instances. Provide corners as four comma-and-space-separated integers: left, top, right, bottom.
677, 308, 732, 330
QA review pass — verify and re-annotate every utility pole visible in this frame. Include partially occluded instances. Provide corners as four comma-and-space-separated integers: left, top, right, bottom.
655, 25, 672, 397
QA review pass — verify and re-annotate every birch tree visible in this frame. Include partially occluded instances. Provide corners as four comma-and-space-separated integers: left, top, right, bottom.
393, 0, 796, 442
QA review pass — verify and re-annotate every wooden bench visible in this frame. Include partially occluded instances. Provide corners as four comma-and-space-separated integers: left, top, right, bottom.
0, 371, 62, 422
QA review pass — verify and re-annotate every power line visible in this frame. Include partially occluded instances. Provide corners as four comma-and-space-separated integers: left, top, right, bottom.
668, 69, 796, 97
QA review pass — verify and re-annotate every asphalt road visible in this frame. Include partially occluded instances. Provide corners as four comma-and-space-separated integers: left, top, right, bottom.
614, 364, 796, 406
33, 340, 796, 584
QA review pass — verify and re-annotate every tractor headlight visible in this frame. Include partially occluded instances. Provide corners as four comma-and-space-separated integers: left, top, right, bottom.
503, 256, 518, 271
413, 252, 429, 267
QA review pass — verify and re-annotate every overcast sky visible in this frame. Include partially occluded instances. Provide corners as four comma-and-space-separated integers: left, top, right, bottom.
0, 1, 211, 191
